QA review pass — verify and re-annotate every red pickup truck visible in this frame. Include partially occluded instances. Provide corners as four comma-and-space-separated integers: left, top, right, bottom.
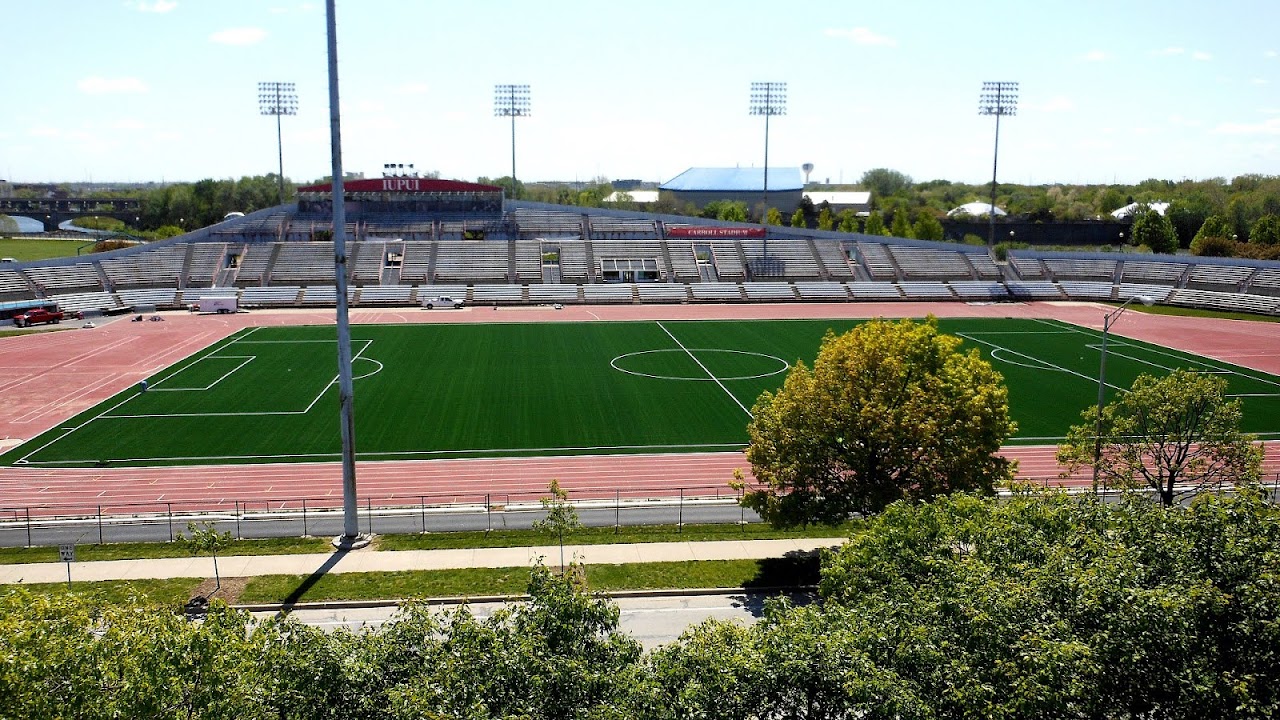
13, 308, 64, 328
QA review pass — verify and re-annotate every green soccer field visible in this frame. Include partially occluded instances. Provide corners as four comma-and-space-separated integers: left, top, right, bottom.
5, 318, 1279, 468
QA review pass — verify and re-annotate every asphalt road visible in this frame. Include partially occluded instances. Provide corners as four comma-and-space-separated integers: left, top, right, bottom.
253, 591, 816, 650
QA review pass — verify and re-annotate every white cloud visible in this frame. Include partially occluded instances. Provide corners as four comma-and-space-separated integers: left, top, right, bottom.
1252, 78, 1269, 86
29, 126, 62, 138
127, 0, 177, 12
1192, 51, 1212, 61
397, 82, 429, 95
1168, 114, 1201, 128
210, 27, 267, 45
1080, 50, 1108, 62
823, 27, 897, 47
1211, 117, 1280, 135
78, 76, 149, 94
1153, 46, 1185, 56
113, 118, 147, 130
1265, 50, 1277, 59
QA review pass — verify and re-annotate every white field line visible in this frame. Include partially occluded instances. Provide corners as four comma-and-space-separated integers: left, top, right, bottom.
149, 356, 255, 392
656, 321, 752, 418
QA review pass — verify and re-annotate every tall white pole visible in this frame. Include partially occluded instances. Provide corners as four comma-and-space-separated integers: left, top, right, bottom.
326, 0, 360, 544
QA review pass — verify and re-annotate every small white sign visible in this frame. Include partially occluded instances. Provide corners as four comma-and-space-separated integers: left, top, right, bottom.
58, 544, 76, 563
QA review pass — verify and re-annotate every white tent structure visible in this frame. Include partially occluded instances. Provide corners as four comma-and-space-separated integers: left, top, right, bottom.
1111, 202, 1170, 219
947, 202, 1007, 218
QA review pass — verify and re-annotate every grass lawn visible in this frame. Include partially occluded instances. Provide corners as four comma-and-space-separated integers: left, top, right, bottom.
0, 237, 97, 261
5, 318, 1278, 469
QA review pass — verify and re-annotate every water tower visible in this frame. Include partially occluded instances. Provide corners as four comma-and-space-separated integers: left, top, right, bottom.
802, 162, 814, 184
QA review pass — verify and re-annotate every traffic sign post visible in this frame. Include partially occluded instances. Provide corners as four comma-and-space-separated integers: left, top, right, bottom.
59, 544, 75, 589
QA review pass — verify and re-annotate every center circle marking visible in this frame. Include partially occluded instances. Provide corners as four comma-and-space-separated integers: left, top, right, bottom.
610, 349, 790, 381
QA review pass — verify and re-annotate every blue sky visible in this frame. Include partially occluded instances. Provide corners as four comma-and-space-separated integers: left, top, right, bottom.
3, 0, 1278, 187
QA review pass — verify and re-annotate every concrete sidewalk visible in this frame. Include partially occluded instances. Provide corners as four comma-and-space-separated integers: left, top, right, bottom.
0, 538, 847, 585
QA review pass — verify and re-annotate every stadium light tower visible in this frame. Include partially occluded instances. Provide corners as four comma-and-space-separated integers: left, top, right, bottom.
978, 81, 1017, 246
494, 84, 531, 198
258, 81, 298, 205
324, 0, 364, 549
749, 81, 787, 219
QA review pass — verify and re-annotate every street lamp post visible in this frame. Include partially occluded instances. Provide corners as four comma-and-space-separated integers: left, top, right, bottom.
978, 81, 1017, 247
258, 82, 298, 206
494, 84, 531, 199
1093, 295, 1155, 490
749, 81, 787, 221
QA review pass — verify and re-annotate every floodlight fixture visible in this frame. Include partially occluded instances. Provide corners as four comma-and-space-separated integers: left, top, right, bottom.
749, 81, 787, 218
259, 81, 298, 205
978, 81, 1017, 246
494, 84, 531, 197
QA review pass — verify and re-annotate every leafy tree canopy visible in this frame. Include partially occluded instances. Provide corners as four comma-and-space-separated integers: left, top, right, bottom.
742, 317, 1016, 526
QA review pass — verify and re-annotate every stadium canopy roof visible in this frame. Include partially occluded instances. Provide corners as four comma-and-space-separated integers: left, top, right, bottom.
947, 202, 1007, 217
297, 178, 502, 194
660, 167, 804, 192
1111, 201, 1170, 219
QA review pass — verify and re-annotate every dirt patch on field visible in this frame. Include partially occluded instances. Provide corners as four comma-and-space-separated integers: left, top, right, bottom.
192, 576, 249, 604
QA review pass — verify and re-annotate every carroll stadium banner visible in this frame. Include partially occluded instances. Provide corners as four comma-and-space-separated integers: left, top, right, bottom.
665, 226, 766, 238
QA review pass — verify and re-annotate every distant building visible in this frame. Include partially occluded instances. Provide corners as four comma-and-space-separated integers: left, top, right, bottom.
803, 191, 872, 216
660, 167, 804, 212
603, 190, 660, 204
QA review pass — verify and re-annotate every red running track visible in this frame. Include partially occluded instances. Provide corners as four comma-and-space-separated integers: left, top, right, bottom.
1, 302, 1277, 518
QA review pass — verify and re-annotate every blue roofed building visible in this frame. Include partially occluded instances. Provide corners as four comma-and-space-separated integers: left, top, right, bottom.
659, 167, 804, 214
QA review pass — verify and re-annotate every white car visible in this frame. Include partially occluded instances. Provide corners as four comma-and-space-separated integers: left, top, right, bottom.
422, 296, 464, 309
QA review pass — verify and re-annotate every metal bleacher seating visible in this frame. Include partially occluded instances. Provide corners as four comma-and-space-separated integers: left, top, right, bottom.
116, 287, 179, 308
792, 281, 850, 301
1010, 257, 1046, 279
741, 239, 821, 280
513, 241, 543, 283
743, 282, 797, 301
811, 241, 857, 279
966, 253, 1003, 280
232, 245, 274, 286
948, 281, 1010, 301
186, 243, 228, 288
399, 242, 432, 283
1249, 268, 1280, 297
1120, 260, 1187, 286
855, 242, 898, 280
557, 241, 592, 284
300, 286, 338, 305
846, 281, 904, 300
470, 284, 524, 303
100, 245, 186, 289
270, 242, 336, 285
710, 242, 746, 281
240, 286, 301, 307
528, 285, 579, 303
1167, 288, 1280, 315
1044, 258, 1117, 282
514, 208, 582, 238
636, 283, 689, 303
889, 246, 974, 280
582, 284, 635, 303
1117, 283, 1174, 303
898, 281, 956, 300
1006, 281, 1064, 300
354, 285, 413, 305
51, 291, 126, 314
24, 263, 104, 294
1187, 264, 1254, 292
0, 270, 36, 301
690, 283, 743, 301
350, 242, 386, 285
434, 241, 508, 283
589, 217, 658, 239
664, 241, 702, 282
1056, 281, 1115, 300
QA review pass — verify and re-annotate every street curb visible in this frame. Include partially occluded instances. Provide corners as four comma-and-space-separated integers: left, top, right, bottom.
233, 585, 819, 613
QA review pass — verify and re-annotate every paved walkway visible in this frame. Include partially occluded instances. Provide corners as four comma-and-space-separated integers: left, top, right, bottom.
0, 538, 846, 585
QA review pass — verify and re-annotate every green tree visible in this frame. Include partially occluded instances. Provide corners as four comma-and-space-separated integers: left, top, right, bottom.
888, 210, 912, 238
764, 206, 783, 226
1191, 213, 1237, 255
178, 521, 232, 595
816, 206, 834, 231
859, 168, 913, 198
837, 208, 857, 232
1249, 214, 1280, 245
1130, 206, 1178, 254
532, 479, 582, 570
1057, 369, 1263, 506
863, 211, 888, 236
912, 212, 945, 241
742, 318, 1016, 526
789, 206, 807, 229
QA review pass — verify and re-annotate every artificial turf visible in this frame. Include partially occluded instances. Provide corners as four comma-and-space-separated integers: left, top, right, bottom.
4, 317, 1278, 469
